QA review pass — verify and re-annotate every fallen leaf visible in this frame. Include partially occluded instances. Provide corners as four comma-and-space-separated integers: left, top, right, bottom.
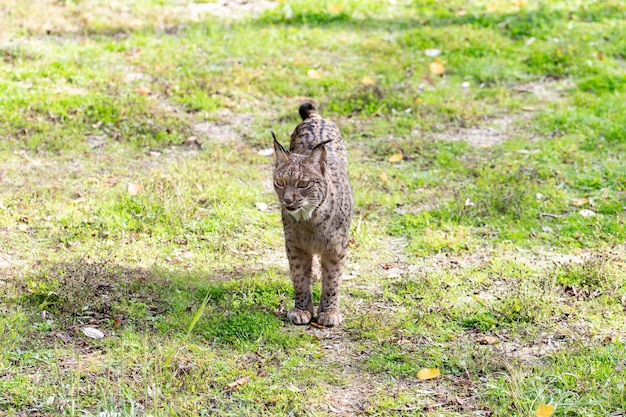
82, 327, 104, 339
183, 136, 202, 149
380, 172, 388, 183
417, 368, 440, 380
226, 376, 250, 390
388, 153, 403, 163
327, 4, 342, 13
255, 202, 268, 211
422, 75, 436, 85
136, 85, 150, 96
257, 148, 274, 156
307, 69, 322, 79
572, 198, 589, 207
175, 362, 196, 375
429, 59, 445, 75
361, 77, 376, 86
113, 318, 123, 328
535, 404, 555, 417
69, 197, 86, 205
127, 183, 143, 196
601, 335, 613, 345
477, 336, 498, 345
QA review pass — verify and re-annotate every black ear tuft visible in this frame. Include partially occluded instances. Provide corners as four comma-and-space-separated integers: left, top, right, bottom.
272, 131, 289, 164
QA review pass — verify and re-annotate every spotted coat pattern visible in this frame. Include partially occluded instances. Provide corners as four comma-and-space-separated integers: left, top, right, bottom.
272, 103, 353, 327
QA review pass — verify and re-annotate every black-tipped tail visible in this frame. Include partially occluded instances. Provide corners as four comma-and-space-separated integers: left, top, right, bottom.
298, 102, 317, 120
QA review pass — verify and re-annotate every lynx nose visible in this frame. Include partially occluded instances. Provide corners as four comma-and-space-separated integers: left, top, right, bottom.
283, 187, 297, 208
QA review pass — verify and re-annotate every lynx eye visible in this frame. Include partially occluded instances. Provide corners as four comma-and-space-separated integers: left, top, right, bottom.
274, 179, 285, 187
296, 181, 310, 189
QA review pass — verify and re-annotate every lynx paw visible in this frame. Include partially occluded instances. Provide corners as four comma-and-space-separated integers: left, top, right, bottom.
317, 310, 342, 327
287, 308, 312, 325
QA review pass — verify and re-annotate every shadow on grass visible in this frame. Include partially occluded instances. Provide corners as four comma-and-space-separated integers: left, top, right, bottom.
6, 259, 297, 348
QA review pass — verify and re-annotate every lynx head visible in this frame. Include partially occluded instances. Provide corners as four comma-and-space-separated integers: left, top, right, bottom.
272, 132, 329, 222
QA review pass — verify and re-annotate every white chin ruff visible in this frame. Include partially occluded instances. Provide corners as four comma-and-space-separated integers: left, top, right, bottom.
287, 206, 314, 222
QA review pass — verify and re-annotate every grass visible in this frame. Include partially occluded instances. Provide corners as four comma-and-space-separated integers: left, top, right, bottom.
0, 0, 625, 415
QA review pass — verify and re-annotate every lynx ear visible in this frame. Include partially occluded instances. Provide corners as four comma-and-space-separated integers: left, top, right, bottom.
308, 141, 329, 175
272, 131, 289, 165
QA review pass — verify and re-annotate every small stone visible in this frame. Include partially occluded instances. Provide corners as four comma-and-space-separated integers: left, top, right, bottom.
579, 209, 596, 218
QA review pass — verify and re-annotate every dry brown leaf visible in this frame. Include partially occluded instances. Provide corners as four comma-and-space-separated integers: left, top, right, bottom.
429, 59, 445, 75
388, 153, 403, 163
572, 198, 589, 207
477, 336, 498, 345
417, 368, 440, 380
127, 183, 143, 196
226, 376, 250, 390
380, 172, 389, 183
136, 85, 150, 96
535, 404, 555, 417
361, 77, 376, 86
69, 197, 86, 205
307, 69, 322, 79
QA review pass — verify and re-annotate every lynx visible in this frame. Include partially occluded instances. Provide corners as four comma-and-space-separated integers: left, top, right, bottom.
272, 103, 353, 327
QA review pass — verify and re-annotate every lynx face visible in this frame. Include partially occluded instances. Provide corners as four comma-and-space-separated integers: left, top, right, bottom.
273, 141, 328, 222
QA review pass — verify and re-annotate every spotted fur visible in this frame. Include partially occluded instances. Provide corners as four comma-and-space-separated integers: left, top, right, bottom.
273, 103, 353, 327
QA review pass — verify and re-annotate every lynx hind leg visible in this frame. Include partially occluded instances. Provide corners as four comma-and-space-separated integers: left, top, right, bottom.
317, 251, 346, 327
286, 248, 314, 325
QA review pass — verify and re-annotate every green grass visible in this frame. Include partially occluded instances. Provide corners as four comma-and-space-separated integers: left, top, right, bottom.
1, 0, 625, 415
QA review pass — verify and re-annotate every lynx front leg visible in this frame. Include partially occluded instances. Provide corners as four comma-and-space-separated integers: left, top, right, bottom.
317, 251, 346, 327
286, 247, 314, 325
